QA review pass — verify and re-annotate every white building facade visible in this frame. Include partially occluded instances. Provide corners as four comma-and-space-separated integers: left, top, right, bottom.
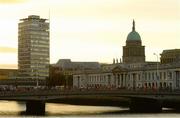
73, 63, 180, 91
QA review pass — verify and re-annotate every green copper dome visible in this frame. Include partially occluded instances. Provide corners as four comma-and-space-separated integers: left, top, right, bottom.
127, 31, 141, 41
127, 20, 141, 41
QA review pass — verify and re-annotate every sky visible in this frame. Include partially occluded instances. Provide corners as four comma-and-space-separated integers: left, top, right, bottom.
0, 0, 179, 69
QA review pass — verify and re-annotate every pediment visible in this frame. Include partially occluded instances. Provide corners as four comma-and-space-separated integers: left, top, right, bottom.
112, 66, 127, 73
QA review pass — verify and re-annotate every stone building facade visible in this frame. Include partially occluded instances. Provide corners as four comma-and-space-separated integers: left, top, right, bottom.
73, 20, 180, 91
73, 62, 180, 91
160, 49, 180, 64
123, 20, 145, 63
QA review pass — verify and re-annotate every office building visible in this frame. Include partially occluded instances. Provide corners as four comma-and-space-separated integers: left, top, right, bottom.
18, 15, 49, 80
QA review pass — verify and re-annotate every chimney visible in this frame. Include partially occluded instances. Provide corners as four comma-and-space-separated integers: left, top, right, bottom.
113, 58, 115, 64
116, 58, 118, 63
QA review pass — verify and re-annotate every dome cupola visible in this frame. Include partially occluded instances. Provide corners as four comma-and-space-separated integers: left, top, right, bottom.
127, 20, 141, 42
123, 20, 145, 63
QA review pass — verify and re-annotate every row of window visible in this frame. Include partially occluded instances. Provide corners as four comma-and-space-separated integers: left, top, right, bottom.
31, 40, 49, 44
76, 71, 175, 83
144, 71, 172, 80
31, 44, 49, 48
88, 77, 107, 83
18, 31, 49, 36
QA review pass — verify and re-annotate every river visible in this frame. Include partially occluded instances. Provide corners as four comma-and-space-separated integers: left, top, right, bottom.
0, 101, 179, 117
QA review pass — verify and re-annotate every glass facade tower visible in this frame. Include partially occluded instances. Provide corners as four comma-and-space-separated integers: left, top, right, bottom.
18, 15, 49, 80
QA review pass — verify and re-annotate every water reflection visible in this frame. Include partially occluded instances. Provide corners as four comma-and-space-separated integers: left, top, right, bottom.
0, 101, 179, 117
0, 101, 126, 116
0, 101, 25, 112
46, 103, 125, 115
0, 101, 25, 115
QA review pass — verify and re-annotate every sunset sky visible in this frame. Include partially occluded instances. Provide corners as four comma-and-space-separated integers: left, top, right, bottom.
0, 0, 179, 69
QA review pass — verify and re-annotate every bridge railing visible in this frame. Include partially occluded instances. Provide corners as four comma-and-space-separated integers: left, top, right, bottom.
0, 88, 180, 98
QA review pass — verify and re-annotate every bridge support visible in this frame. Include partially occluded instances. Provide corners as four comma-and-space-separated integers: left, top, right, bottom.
26, 100, 45, 115
130, 98, 162, 113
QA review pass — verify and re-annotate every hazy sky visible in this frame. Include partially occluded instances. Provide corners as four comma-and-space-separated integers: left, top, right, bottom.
0, 0, 179, 68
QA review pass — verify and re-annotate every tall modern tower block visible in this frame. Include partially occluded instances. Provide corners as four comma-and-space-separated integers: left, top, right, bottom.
18, 15, 49, 80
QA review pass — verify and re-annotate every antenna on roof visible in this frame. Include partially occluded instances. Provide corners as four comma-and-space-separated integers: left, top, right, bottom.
48, 8, 50, 29
49, 8, 51, 62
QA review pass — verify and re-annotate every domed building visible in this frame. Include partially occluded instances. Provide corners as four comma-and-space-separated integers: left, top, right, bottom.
123, 20, 145, 63
73, 20, 180, 91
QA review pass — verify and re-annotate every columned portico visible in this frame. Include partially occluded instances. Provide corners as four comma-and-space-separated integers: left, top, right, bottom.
112, 66, 128, 89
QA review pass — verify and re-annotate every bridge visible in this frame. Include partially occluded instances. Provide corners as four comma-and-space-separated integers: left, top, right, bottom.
0, 89, 180, 115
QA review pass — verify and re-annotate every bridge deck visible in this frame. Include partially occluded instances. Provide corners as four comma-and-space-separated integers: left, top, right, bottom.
0, 89, 180, 101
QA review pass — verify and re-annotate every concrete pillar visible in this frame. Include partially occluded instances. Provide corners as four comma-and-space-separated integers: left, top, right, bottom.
170, 71, 174, 90
114, 74, 117, 87
26, 100, 45, 115
121, 74, 123, 87
128, 74, 131, 89
132, 73, 136, 90
117, 74, 120, 87
124, 74, 127, 88
123, 74, 126, 87
130, 98, 162, 113
119, 74, 122, 88
116, 74, 118, 88
122, 74, 124, 87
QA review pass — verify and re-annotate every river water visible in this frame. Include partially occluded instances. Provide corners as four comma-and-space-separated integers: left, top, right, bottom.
0, 101, 179, 117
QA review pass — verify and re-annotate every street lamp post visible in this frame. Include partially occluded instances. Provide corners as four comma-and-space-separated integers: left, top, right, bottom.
153, 53, 159, 90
